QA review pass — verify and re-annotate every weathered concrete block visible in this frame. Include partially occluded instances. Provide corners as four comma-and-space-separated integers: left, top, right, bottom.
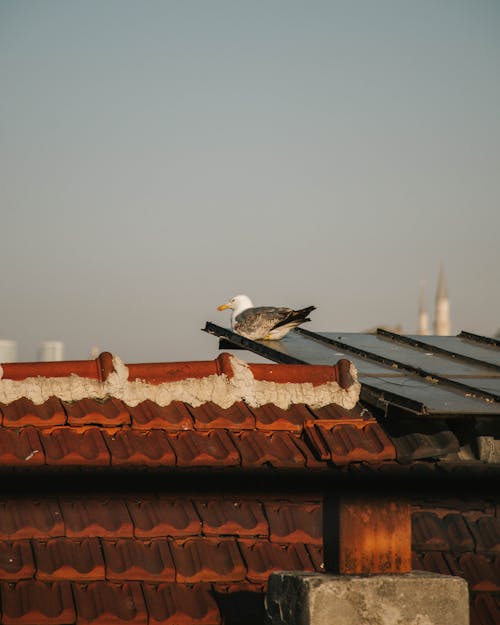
265, 571, 469, 625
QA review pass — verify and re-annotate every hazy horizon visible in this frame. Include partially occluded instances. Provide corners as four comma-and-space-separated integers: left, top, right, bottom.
1, 1, 499, 362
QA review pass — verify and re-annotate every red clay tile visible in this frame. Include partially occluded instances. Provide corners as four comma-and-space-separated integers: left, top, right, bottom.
472, 594, 500, 625
231, 431, 306, 468
102, 538, 175, 582
102, 429, 176, 467
238, 541, 314, 583
251, 403, 311, 432
187, 401, 255, 430
0, 580, 75, 625
419, 552, 454, 576
127, 498, 201, 538
0, 356, 108, 381
126, 354, 234, 384
412, 512, 450, 551
170, 538, 246, 583
443, 513, 475, 553
0, 397, 66, 428
0, 541, 35, 580
60, 498, 133, 538
194, 500, 268, 537
40, 427, 110, 466
305, 423, 395, 465
73, 581, 147, 625
265, 502, 322, 545
33, 538, 105, 581
306, 544, 325, 572
64, 397, 130, 427
248, 361, 349, 387
167, 430, 240, 467
128, 400, 193, 431
468, 516, 500, 554
0, 427, 45, 467
308, 402, 369, 421
143, 582, 221, 625
459, 554, 500, 591
0, 500, 64, 539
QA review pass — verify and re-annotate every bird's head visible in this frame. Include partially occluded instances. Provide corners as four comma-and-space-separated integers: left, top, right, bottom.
217, 294, 253, 312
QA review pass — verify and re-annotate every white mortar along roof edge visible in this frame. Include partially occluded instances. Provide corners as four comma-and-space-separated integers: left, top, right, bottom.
0, 355, 361, 410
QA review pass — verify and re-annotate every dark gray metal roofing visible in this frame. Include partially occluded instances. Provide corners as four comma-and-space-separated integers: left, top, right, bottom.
203, 323, 500, 418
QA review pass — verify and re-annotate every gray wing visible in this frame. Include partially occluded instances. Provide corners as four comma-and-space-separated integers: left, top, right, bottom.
234, 306, 293, 340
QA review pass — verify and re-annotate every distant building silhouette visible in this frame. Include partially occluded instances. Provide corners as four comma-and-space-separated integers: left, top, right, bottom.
0, 340, 17, 363
434, 266, 451, 335
418, 280, 430, 336
38, 340, 64, 361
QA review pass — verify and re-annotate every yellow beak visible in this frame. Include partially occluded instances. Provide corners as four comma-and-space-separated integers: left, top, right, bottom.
217, 303, 230, 311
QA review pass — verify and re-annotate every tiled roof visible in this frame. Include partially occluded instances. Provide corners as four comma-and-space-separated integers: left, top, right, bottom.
0, 352, 498, 624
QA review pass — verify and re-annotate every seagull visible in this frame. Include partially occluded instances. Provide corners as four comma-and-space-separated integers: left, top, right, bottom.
217, 294, 316, 340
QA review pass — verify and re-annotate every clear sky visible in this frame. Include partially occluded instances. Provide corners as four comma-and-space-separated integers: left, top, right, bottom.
1, 1, 499, 362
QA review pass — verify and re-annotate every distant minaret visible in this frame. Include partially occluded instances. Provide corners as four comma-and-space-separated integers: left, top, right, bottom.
418, 280, 430, 335
434, 266, 451, 335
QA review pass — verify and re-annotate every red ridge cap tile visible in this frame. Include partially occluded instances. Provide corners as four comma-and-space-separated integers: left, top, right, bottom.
0, 500, 64, 539
127, 498, 201, 538
238, 540, 314, 584
412, 512, 450, 552
0, 427, 45, 467
0, 541, 35, 580
127, 359, 224, 384
265, 502, 322, 545
40, 427, 110, 466
194, 500, 268, 537
65, 398, 130, 427
33, 538, 105, 581
170, 538, 246, 583
468, 516, 500, 554
0, 355, 110, 382
231, 431, 306, 468
61, 499, 133, 538
143, 582, 221, 625
73, 581, 147, 625
251, 404, 311, 432
102, 429, 176, 467
459, 553, 500, 591
167, 431, 240, 467
102, 538, 175, 582
305, 423, 396, 465
187, 401, 255, 430
247, 359, 354, 389
0, 397, 66, 428
0, 580, 75, 625
128, 400, 193, 431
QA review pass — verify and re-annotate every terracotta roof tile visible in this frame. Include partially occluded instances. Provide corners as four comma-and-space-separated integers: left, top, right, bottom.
308, 403, 367, 420
128, 400, 193, 431
304, 423, 395, 465
471, 594, 500, 625
60, 498, 133, 538
0, 500, 64, 540
0, 397, 66, 429
458, 554, 500, 592
126, 498, 201, 538
143, 582, 221, 625
102, 429, 176, 467
306, 544, 325, 572
0, 541, 35, 580
170, 538, 246, 583
194, 500, 268, 538
419, 551, 454, 576
33, 538, 105, 581
412, 512, 450, 551
238, 540, 314, 583
167, 430, 240, 467
251, 403, 311, 432
231, 431, 306, 468
40, 427, 110, 466
265, 502, 322, 545
73, 581, 147, 625
102, 538, 175, 582
468, 516, 500, 554
443, 513, 475, 553
0, 427, 45, 467
64, 398, 130, 427
187, 401, 255, 430
0, 580, 75, 625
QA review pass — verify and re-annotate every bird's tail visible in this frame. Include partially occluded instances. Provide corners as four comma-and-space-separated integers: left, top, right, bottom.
273, 306, 316, 330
